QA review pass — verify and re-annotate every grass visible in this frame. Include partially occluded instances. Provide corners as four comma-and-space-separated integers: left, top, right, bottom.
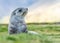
0, 24, 60, 43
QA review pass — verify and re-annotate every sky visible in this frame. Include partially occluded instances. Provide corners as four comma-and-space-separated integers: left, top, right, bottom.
0, 0, 60, 24
0, 0, 37, 18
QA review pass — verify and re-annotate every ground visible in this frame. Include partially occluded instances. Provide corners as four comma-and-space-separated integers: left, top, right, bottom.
0, 24, 60, 43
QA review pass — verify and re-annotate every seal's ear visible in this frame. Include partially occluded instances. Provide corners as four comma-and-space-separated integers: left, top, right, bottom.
11, 12, 16, 16
10, 12, 16, 18
11, 9, 17, 16
13, 13, 16, 15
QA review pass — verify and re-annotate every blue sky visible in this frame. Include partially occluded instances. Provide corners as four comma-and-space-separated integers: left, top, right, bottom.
0, 0, 58, 18
0, 0, 60, 24
0, 0, 38, 18
0, 0, 56, 18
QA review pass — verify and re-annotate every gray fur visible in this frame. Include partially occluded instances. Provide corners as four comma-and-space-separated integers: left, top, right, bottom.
8, 8, 28, 34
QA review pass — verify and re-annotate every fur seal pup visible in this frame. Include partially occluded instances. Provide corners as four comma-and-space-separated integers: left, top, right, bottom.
8, 8, 28, 34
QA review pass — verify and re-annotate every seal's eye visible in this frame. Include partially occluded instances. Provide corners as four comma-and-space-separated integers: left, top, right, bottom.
18, 9, 22, 12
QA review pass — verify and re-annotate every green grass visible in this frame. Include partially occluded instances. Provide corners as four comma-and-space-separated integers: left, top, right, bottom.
0, 24, 60, 43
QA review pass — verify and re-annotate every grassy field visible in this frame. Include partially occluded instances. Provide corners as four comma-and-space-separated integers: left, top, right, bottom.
0, 24, 60, 43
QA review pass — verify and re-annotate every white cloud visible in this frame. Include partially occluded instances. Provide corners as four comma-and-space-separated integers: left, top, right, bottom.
25, 2, 60, 23
0, 16, 10, 24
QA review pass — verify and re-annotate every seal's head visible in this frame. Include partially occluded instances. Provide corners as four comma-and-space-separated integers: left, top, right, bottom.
12, 8, 28, 17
